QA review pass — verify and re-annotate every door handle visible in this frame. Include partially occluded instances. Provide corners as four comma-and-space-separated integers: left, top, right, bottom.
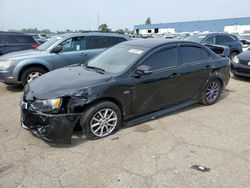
170, 73, 179, 78
80, 52, 87, 56
0, 44, 6, 47
206, 65, 211, 69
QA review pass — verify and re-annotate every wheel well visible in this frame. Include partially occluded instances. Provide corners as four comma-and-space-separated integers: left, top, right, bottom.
79, 97, 124, 119
18, 64, 49, 81
213, 78, 224, 89
230, 50, 240, 55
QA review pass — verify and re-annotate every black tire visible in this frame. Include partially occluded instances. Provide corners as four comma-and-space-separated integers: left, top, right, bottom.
229, 52, 238, 60
21, 67, 47, 86
201, 79, 222, 106
80, 101, 122, 139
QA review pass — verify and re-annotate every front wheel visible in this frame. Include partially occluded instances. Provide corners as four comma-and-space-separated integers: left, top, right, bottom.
201, 79, 222, 105
80, 101, 122, 139
21, 67, 47, 86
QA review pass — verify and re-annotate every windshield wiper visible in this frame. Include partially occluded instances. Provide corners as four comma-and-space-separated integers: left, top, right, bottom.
84, 65, 106, 74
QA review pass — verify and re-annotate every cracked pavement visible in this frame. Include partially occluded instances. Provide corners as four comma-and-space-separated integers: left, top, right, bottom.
0, 77, 250, 188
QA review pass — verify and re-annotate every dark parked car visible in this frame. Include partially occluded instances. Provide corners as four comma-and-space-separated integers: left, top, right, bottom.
0, 32, 130, 86
186, 33, 242, 59
20, 39, 230, 144
231, 50, 250, 77
0, 32, 39, 56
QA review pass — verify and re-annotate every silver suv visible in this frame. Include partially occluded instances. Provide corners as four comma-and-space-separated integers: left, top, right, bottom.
0, 32, 131, 86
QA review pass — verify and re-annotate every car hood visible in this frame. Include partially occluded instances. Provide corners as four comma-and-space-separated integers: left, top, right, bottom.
238, 50, 250, 61
25, 65, 112, 100
0, 49, 48, 61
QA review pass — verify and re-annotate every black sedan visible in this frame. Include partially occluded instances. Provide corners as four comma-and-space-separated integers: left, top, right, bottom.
20, 39, 230, 144
231, 50, 250, 77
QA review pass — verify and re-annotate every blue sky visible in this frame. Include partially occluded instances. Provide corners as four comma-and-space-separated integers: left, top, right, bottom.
0, 0, 250, 31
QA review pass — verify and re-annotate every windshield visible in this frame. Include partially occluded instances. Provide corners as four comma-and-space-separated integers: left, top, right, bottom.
37, 36, 63, 51
185, 35, 206, 43
87, 44, 147, 74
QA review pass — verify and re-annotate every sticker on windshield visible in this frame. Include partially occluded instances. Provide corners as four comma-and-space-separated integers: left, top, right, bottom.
128, 49, 144, 55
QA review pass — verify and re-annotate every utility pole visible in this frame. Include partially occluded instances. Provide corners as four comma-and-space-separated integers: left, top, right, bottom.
97, 12, 100, 30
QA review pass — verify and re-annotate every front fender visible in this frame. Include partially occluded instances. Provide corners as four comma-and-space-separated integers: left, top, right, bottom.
13, 59, 53, 81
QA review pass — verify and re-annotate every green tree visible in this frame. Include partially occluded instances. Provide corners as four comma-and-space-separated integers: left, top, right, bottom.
145, 17, 151, 25
98, 24, 111, 32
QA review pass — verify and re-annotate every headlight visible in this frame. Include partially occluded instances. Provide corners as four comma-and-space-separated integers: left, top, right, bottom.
232, 56, 239, 64
0, 60, 15, 69
30, 98, 62, 112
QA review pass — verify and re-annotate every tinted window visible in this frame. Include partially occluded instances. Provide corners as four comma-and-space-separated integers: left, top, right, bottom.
1, 35, 36, 44
142, 48, 177, 70
216, 35, 234, 44
12, 35, 35, 43
86, 36, 126, 49
1, 35, 16, 44
204, 36, 216, 44
201, 49, 210, 60
60, 37, 85, 52
180, 46, 207, 64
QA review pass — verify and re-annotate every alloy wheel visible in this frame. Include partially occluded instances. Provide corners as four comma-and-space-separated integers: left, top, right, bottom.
27, 72, 42, 83
90, 108, 118, 137
206, 81, 220, 103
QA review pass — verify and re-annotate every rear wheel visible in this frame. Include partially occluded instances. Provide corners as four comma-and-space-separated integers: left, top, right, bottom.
21, 67, 47, 86
80, 101, 122, 139
201, 79, 222, 105
229, 52, 238, 60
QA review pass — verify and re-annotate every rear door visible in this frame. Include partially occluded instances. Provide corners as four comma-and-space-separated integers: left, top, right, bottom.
216, 35, 235, 48
174, 44, 212, 101
132, 45, 180, 116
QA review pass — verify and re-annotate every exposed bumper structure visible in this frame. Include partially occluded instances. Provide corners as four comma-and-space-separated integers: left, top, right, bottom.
231, 62, 250, 77
21, 108, 82, 144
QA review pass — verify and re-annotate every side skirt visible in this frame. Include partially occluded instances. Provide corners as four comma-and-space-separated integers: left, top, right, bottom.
124, 99, 198, 128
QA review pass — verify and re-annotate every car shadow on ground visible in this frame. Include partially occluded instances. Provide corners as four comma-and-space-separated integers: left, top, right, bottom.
6, 85, 23, 92
48, 127, 88, 148
49, 88, 231, 148
232, 75, 250, 82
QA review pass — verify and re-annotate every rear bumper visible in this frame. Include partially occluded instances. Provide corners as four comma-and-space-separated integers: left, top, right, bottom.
21, 108, 82, 144
231, 62, 250, 77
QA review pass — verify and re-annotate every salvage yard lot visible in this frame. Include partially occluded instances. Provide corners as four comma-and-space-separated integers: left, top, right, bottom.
0, 77, 250, 188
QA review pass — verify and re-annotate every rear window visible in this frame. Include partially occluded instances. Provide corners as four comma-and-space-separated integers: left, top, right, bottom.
86, 36, 127, 50
1, 34, 36, 44
180, 46, 209, 64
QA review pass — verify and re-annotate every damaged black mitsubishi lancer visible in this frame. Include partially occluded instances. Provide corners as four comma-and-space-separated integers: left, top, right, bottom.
20, 39, 230, 144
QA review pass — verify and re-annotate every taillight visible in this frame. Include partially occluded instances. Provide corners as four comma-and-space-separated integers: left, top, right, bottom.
31, 44, 39, 49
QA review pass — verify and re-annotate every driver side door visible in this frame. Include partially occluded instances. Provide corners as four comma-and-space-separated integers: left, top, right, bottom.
132, 45, 179, 116
52, 36, 88, 69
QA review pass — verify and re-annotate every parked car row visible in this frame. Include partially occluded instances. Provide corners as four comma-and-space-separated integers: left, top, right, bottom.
20, 39, 231, 144
0, 32, 39, 55
0, 32, 130, 86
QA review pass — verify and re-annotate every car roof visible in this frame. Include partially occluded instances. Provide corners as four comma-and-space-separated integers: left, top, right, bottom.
121, 39, 198, 48
60, 32, 130, 38
0, 31, 27, 35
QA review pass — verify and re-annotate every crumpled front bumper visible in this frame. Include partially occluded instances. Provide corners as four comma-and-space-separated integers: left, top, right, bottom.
21, 108, 82, 144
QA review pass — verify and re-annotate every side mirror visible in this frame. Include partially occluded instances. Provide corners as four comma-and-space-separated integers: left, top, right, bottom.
135, 65, 153, 76
51, 45, 62, 53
